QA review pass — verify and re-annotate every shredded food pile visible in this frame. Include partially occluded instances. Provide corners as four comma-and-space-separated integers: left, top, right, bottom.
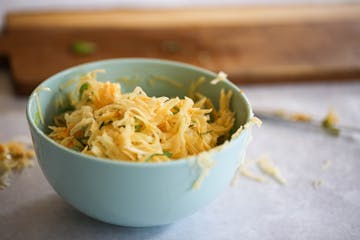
48, 70, 235, 163
0, 142, 34, 189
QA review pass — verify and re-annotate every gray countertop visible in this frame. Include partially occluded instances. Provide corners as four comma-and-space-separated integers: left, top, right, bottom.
0, 69, 359, 240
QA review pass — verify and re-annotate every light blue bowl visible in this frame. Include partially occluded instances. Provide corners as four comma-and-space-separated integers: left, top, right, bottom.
26, 58, 253, 227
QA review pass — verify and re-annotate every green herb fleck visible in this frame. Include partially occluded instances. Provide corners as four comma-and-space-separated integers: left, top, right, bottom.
79, 82, 89, 100
189, 120, 196, 128
163, 151, 173, 158
135, 124, 142, 132
71, 145, 83, 152
71, 41, 96, 55
72, 139, 85, 152
323, 126, 340, 136
76, 136, 89, 145
65, 105, 75, 112
207, 112, 215, 123
34, 111, 41, 127
172, 106, 180, 115
134, 117, 143, 132
145, 151, 173, 162
99, 121, 113, 130
321, 110, 340, 137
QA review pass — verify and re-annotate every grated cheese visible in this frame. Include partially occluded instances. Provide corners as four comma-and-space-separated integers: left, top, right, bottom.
257, 155, 287, 185
238, 166, 266, 182
321, 109, 340, 136
33, 86, 52, 125
192, 152, 215, 190
0, 142, 34, 189
148, 75, 183, 88
244, 117, 262, 129
48, 70, 236, 163
188, 76, 205, 100
274, 110, 312, 122
211, 71, 228, 85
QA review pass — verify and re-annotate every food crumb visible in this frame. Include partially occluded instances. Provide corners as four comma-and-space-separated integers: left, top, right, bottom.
0, 142, 34, 189
321, 109, 340, 136
312, 180, 322, 189
238, 166, 266, 183
257, 155, 287, 185
322, 160, 332, 170
274, 109, 312, 122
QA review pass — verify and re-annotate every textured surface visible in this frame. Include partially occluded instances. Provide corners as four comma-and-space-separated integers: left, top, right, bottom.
0, 69, 360, 239
1, 0, 357, 29
2, 5, 360, 94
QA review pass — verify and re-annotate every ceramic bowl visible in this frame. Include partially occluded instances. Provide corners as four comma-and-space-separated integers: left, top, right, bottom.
26, 58, 253, 227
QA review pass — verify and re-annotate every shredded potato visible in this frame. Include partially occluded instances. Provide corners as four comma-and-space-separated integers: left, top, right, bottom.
48, 70, 235, 163
0, 142, 34, 189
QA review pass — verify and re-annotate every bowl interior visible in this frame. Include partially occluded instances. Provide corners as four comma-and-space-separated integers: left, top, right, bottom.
27, 58, 251, 145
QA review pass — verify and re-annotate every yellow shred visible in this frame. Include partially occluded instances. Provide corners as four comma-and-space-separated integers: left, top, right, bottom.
257, 155, 287, 185
0, 142, 34, 189
322, 109, 339, 126
238, 166, 266, 182
192, 152, 215, 190
274, 110, 312, 122
59, 78, 77, 91
148, 75, 183, 88
117, 77, 130, 84
290, 113, 312, 122
211, 71, 228, 85
321, 108, 340, 136
48, 70, 236, 163
188, 76, 205, 100
33, 86, 52, 125
244, 116, 262, 129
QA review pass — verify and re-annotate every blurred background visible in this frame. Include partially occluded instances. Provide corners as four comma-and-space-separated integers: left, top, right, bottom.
1, 1, 360, 240
1, 0, 357, 27
1, 0, 360, 94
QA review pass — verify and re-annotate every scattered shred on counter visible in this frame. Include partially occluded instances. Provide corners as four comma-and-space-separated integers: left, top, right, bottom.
322, 160, 332, 170
312, 180, 322, 189
238, 166, 266, 182
321, 109, 340, 136
257, 155, 287, 185
274, 110, 312, 122
0, 142, 35, 189
246, 117, 263, 128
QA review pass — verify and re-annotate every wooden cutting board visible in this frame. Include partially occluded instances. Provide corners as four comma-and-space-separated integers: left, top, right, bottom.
1, 4, 360, 95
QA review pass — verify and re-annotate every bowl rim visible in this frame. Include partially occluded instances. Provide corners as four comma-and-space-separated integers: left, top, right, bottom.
26, 58, 253, 168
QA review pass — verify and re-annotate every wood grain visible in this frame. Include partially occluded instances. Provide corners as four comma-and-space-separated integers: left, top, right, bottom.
6, 4, 360, 29
1, 5, 360, 95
